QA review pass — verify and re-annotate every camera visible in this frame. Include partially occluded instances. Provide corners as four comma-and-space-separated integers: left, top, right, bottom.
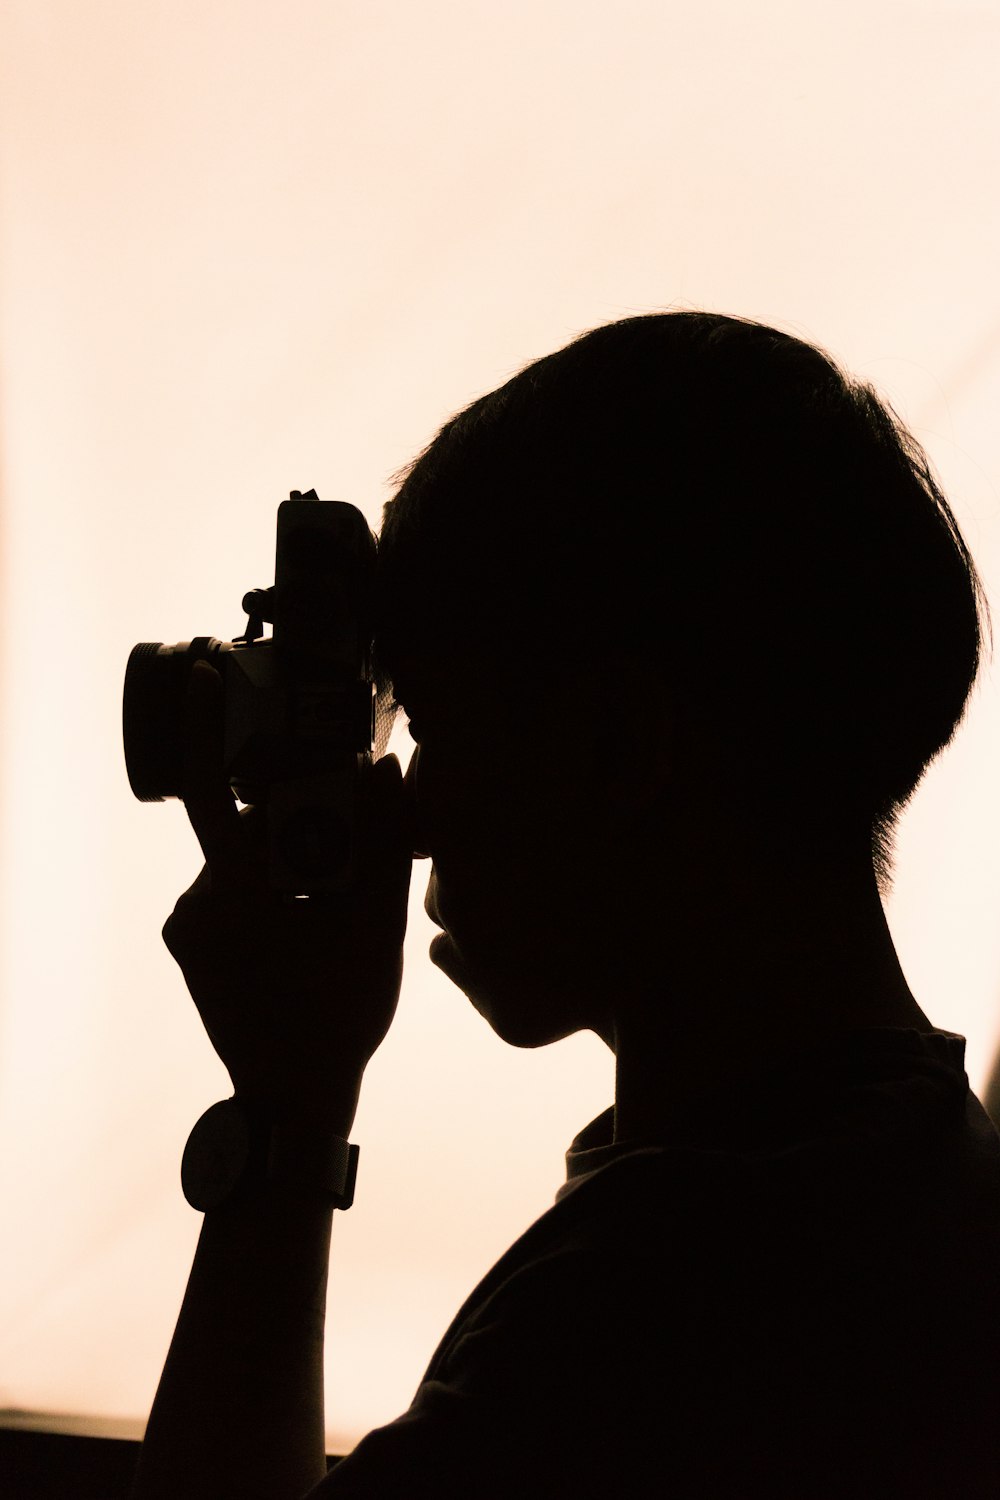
123, 491, 398, 896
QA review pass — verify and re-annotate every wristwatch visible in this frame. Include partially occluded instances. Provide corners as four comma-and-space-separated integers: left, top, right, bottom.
180, 1096, 360, 1212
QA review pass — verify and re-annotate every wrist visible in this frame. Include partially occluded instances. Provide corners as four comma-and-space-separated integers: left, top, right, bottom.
182, 1090, 362, 1214
233, 1074, 362, 1138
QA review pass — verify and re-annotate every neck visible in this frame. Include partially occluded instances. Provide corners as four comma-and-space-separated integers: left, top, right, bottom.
604, 831, 933, 1146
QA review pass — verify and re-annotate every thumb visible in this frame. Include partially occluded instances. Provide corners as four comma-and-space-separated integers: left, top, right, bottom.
358, 753, 413, 886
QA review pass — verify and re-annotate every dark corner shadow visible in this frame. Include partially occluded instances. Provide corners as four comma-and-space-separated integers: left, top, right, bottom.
0, 1427, 142, 1500
0, 1422, 345, 1500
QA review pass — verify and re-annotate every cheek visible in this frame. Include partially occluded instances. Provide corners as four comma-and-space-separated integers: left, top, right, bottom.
413, 743, 495, 856
416, 720, 592, 873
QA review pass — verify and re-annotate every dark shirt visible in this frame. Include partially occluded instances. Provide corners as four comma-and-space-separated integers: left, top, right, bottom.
317, 1028, 1000, 1497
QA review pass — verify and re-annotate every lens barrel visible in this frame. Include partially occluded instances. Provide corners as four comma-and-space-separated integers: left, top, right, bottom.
123, 637, 224, 801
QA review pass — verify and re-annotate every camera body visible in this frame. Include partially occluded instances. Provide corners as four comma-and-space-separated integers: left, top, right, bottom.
123, 492, 396, 896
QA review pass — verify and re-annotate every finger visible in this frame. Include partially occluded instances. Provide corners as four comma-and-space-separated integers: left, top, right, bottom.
181, 659, 247, 885
161, 861, 211, 956
359, 753, 414, 896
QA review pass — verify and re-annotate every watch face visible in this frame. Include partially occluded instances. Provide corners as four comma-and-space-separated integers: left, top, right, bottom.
181, 1099, 252, 1211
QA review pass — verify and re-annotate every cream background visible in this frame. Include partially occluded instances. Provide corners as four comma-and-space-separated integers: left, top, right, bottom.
1, 0, 999, 1453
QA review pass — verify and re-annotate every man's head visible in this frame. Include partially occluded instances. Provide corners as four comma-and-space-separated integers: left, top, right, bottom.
373, 311, 990, 1048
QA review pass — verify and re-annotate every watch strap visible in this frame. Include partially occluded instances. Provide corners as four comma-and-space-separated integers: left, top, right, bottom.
181, 1097, 359, 1212
264, 1106, 360, 1210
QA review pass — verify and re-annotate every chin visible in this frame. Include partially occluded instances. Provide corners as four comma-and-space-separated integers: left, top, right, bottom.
491, 1016, 577, 1049
429, 933, 581, 1049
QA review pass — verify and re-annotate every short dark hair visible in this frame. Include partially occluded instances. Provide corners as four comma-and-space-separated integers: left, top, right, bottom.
375, 311, 992, 896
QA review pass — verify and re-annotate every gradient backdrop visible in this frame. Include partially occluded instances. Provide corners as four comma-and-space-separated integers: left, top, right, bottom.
1, 0, 999, 1455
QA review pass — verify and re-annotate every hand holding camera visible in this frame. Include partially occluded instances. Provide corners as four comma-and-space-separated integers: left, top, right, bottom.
125, 495, 412, 1130
163, 664, 411, 1128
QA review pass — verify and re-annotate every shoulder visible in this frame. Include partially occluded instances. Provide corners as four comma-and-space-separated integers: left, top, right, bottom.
312, 1097, 1000, 1498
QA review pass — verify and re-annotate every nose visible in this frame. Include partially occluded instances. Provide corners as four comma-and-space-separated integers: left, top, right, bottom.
403, 751, 432, 860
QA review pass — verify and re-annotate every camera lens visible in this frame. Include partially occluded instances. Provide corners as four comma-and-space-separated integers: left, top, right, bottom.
123, 637, 226, 801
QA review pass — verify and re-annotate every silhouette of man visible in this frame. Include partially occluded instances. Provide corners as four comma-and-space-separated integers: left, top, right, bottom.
132, 313, 1000, 1499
